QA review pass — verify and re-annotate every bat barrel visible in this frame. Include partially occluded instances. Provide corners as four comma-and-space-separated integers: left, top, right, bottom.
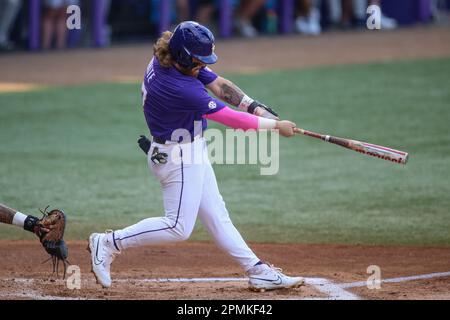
297, 128, 409, 165
358, 141, 408, 164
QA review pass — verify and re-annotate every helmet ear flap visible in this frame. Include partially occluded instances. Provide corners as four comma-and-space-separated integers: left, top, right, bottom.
170, 33, 195, 69
178, 46, 195, 69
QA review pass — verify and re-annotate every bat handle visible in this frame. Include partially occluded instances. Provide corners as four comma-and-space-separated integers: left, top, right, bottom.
296, 128, 326, 141
294, 128, 305, 135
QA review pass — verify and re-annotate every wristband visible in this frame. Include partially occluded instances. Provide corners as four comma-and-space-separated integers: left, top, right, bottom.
247, 101, 259, 115
238, 95, 255, 112
258, 117, 277, 129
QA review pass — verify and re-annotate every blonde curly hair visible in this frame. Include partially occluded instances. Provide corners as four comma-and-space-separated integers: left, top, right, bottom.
153, 31, 174, 68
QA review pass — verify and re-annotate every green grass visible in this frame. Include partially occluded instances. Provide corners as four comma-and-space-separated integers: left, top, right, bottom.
1, 58, 449, 245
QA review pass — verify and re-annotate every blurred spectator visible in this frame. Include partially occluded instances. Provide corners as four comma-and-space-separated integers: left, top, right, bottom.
234, 0, 266, 38
327, 0, 353, 29
176, 0, 190, 21
42, 0, 80, 49
295, 0, 322, 35
79, 0, 112, 47
431, 0, 450, 24
175, 0, 267, 38
176, 0, 215, 26
0, 0, 22, 51
195, 0, 216, 26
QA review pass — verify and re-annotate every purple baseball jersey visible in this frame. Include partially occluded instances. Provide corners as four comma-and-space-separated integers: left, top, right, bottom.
142, 57, 226, 141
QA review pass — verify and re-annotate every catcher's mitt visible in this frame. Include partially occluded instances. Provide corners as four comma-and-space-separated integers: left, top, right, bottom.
34, 206, 69, 278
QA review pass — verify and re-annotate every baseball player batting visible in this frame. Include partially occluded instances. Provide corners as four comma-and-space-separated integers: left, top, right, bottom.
88, 21, 304, 292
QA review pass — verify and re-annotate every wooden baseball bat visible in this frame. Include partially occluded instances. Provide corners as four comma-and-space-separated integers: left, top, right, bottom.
295, 128, 408, 165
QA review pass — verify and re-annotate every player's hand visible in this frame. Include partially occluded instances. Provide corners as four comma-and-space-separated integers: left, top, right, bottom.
138, 135, 151, 155
250, 101, 279, 120
276, 120, 298, 137
254, 106, 279, 120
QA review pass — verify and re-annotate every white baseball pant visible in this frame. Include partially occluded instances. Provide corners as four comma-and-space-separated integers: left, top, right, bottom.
113, 137, 260, 271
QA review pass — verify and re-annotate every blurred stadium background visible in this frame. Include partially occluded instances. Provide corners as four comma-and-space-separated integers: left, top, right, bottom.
0, 0, 449, 51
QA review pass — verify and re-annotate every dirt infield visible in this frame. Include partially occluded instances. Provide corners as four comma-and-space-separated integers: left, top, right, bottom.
0, 241, 449, 300
0, 26, 450, 88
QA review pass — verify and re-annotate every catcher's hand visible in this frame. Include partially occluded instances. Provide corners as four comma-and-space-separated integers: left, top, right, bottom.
35, 207, 69, 278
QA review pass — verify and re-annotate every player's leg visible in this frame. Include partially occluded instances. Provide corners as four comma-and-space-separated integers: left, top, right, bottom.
198, 163, 304, 291
0, 203, 43, 235
197, 162, 260, 270
89, 143, 205, 287
113, 157, 205, 248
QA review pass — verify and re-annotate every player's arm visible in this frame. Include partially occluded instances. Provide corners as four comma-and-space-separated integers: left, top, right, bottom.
204, 106, 298, 137
206, 76, 279, 120
0, 203, 43, 231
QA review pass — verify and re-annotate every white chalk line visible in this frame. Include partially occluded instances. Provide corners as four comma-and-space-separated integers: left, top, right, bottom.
0, 279, 87, 300
0, 290, 87, 300
1, 271, 449, 300
0, 277, 353, 300
0, 277, 349, 300
339, 271, 450, 289
115, 277, 247, 283
305, 278, 360, 300
119, 277, 359, 300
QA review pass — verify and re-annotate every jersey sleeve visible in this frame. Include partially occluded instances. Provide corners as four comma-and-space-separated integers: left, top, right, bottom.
177, 86, 226, 115
197, 66, 218, 85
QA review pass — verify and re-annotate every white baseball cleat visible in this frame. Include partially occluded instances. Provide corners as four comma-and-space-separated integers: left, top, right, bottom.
87, 231, 120, 288
247, 263, 304, 292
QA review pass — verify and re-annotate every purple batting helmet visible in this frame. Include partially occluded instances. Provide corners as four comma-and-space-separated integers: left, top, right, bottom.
169, 21, 217, 69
